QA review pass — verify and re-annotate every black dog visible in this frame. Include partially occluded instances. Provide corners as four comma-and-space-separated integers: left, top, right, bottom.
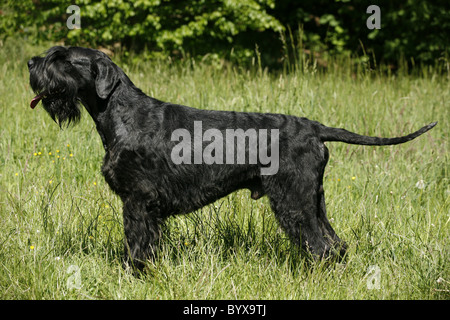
28, 46, 436, 270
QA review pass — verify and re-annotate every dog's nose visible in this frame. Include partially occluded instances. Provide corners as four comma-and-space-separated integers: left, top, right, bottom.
27, 59, 34, 69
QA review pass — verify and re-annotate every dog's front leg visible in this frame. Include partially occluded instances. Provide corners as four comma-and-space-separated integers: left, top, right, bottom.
122, 199, 162, 271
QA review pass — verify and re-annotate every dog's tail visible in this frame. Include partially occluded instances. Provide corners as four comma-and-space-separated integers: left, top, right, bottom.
318, 122, 437, 145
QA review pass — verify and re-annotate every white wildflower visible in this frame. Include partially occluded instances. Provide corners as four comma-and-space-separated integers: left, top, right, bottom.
415, 180, 426, 189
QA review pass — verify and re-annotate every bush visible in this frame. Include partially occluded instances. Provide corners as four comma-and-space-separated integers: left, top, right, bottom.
272, 0, 450, 67
1, 0, 449, 68
1, 0, 283, 64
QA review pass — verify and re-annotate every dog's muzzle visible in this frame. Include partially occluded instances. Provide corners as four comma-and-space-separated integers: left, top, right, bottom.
28, 58, 42, 109
28, 58, 48, 109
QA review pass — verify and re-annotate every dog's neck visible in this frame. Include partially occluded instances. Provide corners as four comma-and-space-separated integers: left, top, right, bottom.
82, 81, 152, 152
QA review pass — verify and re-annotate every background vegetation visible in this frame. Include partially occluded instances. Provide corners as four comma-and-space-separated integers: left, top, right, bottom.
0, 1, 448, 300
2, 0, 449, 68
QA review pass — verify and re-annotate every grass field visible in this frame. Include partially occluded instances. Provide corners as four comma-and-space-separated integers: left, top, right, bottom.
0, 39, 448, 300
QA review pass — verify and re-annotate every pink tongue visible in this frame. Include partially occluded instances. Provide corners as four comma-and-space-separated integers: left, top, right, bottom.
30, 95, 43, 109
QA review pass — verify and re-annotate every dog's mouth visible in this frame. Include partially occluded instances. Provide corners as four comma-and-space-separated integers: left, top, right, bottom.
30, 92, 46, 109
30, 90, 63, 109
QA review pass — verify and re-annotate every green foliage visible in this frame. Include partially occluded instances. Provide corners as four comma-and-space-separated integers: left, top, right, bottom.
1, 0, 449, 67
273, 0, 450, 67
1, 0, 283, 63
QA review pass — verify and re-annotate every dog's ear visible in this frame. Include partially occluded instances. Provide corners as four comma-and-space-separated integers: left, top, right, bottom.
94, 58, 119, 99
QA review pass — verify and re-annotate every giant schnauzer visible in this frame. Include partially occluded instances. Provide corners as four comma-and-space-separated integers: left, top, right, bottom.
28, 46, 436, 270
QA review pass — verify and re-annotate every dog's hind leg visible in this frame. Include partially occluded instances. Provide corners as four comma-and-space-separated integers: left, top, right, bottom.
316, 190, 347, 259
122, 198, 163, 270
266, 178, 331, 259
263, 145, 345, 260
316, 145, 347, 258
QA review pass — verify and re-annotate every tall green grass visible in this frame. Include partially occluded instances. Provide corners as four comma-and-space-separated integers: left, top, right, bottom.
0, 39, 448, 299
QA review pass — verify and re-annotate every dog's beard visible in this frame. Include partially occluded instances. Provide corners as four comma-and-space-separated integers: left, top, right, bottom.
29, 72, 82, 127
41, 93, 81, 127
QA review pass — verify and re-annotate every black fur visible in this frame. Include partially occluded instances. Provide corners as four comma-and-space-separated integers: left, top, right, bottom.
28, 46, 436, 270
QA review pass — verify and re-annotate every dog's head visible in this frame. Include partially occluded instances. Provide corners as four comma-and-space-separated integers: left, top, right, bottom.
28, 46, 119, 126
